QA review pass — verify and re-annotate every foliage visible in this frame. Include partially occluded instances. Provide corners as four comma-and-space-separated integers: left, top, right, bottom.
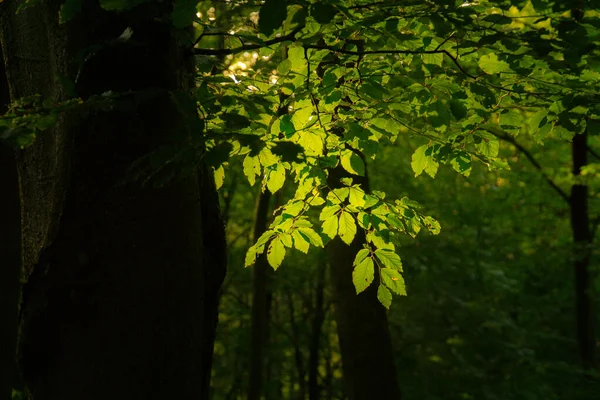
2, 0, 599, 307
190, 0, 600, 307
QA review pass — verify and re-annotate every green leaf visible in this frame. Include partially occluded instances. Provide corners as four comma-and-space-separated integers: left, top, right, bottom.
381, 268, 406, 296
327, 187, 349, 204
375, 249, 402, 271
322, 216, 338, 240
478, 53, 510, 75
340, 149, 365, 176
422, 52, 443, 67
338, 211, 357, 245
354, 248, 370, 265
256, 230, 276, 247
292, 99, 313, 130
259, 0, 288, 36
214, 166, 225, 191
352, 254, 374, 294
267, 164, 286, 194
243, 155, 261, 186
244, 245, 258, 267
298, 228, 324, 247
292, 230, 310, 254
288, 45, 306, 72
267, 237, 286, 270
377, 284, 392, 309
411, 145, 439, 178
474, 132, 499, 158
320, 205, 341, 220
348, 186, 365, 207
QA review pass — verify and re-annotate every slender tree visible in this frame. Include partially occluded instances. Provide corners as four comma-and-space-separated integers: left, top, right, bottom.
247, 189, 273, 400
0, 1, 226, 399
327, 163, 401, 400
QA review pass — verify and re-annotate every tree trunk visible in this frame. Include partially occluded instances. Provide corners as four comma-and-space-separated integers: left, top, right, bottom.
247, 189, 272, 400
308, 257, 327, 400
570, 129, 595, 370
1, 1, 226, 399
0, 42, 22, 400
327, 163, 401, 400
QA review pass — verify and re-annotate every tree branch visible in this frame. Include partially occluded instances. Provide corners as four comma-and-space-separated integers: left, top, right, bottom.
485, 129, 571, 204
587, 144, 600, 161
304, 44, 479, 79
193, 26, 303, 56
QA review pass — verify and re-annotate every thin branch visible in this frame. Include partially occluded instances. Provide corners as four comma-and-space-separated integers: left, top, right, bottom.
434, 31, 455, 51
485, 129, 571, 204
587, 145, 600, 161
304, 44, 479, 79
193, 26, 303, 56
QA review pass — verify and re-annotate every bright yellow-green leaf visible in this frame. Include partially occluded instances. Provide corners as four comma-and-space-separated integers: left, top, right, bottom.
280, 232, 293, 248
327, 187, 349, 204
244, 245, 258, 267
243, 155, 261, 186
292, 99, 313, 130
338, 211, 357, 245
381, 268, 406, 295
292, 230, 310, 254
375, 249, 402, 271
298, 227, 324, 247
320, 205, 341, 220
348, 185, 366, 207
322, 216, 338, 240
267, 238, 286, 270
377, 284, 392, 309
214, 165, 225, 190
340, 149, 365, 176
352, 254, 374, 294
267, 164, 286, 194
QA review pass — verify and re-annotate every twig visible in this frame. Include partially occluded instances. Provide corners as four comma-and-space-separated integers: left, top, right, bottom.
485, 128, 571, 204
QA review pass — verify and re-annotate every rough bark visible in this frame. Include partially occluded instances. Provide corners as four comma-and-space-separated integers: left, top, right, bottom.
247, 190, 272, 400
327, 163, 401, 400
0, 42, 22, 400
1, 1, 226, 399
570, 129, 595, 370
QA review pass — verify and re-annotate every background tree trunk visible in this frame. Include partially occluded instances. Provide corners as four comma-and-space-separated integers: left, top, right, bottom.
0, 42, 22, 400
1, 1, 226, 399
327, 163, 402, 400
308, 257, 327, 400
247, 189, 273, 400
570, 129, 595, 370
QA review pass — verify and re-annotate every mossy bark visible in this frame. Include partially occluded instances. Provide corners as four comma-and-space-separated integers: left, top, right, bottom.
1, 1, 226, 399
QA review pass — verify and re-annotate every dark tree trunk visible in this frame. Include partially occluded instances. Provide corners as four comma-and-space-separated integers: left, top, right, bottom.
327, 163, 401, 400
286, 290, 307, 400
0, 43, 22, 400
308, 257, 327, 400
570, 129, 595, 370
247, 189, 272, 400
1, 1, 226, 399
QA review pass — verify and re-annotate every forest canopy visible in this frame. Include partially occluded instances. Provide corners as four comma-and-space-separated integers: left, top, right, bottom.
1, 0, 599, 399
